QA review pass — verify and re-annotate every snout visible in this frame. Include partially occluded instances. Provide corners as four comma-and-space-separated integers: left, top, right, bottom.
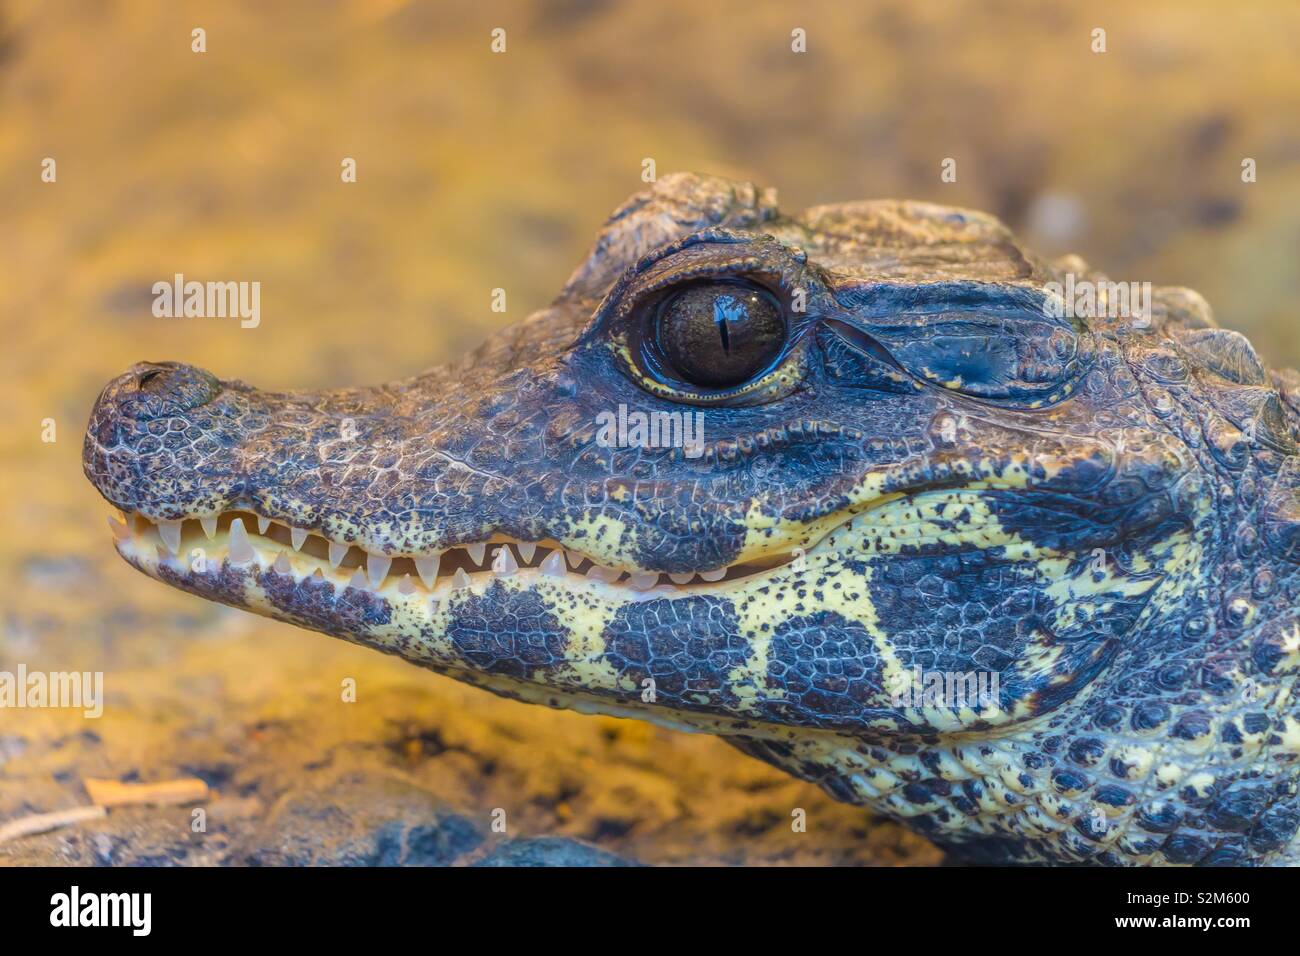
83, 361, 238, 516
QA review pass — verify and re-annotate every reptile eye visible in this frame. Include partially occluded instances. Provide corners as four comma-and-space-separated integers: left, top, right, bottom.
651, 280, 786, 389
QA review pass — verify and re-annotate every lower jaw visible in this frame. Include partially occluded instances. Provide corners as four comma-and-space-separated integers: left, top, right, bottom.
109, 516, 846, 738
105, 500, 1133, 743
108, 531, 790, 740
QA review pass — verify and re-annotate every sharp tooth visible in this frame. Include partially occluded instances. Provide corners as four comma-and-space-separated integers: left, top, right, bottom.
397, 574, 416, 595
587, 565, 620, 583
539, 550, 567, 577
517, 542, 537, 564
628, 572, 660, 590
290, 527, 308, 551
565, 550, 582, 571
466, 543, 486, 566
200, 515, 218, 539
348, 567, 368, 590
273, 552, 292, 575
228, 518, 255, 565
108, 515, 130, 541
311, 568, 325, 582
328, 541, 348, 569
367, 553, 392, 588
699, 568, 727, 582
492, 545, 519, 577
158, 520, 182, 554
452, 568, 471, 591
257, 515, 270, 535
669, 572, 695, 585
414, 553, 442, 588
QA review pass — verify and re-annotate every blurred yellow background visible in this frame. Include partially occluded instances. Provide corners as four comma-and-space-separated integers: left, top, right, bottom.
2, 0, 1298, 864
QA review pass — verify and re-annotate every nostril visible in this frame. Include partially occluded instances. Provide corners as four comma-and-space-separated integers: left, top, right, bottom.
109, 362, 223, 419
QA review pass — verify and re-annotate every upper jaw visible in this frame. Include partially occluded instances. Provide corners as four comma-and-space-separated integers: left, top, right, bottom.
86, 346, 1158, 612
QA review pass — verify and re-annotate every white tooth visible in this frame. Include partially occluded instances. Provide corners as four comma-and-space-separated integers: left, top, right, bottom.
228, 518, 255, 565
397, 574, 416, 595
348, 567, 368, 590
273, 552, 292, 575
414, 553, 442, 588
200, 515, 218, 539
290, 527, 308, 551
158, 520, 182, 554
367, 553, 392, 588
328, 541, 348, 569
628, 572, 660, 590
311, 568, 325, 582
492, 545, 518, 577
565, 550, 583, 571
108, 515, 130, 541
257, 515, 270, 535
517, 542, 537, 564
669, 572, 695, 585
466, 543, 486, 566
452, 568, 471, 591
539, 550, 567, 577
587, 565, 620, 583
699, 568, 727, 582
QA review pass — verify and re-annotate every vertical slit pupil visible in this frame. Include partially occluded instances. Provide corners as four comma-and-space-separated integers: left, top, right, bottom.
653, 280, 787, 389
714, 294, 744, 354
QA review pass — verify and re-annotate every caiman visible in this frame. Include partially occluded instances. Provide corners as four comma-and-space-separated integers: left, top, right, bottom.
83, 173, 1300, 865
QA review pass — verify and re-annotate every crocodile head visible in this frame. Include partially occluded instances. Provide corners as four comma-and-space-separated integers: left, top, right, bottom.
84, 173, 1300, 864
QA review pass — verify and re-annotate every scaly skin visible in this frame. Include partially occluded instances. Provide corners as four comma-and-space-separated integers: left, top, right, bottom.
83, 174, 1300, 865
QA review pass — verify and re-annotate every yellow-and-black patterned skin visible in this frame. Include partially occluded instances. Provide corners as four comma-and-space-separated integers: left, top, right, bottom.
84, 174, 1300, 865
